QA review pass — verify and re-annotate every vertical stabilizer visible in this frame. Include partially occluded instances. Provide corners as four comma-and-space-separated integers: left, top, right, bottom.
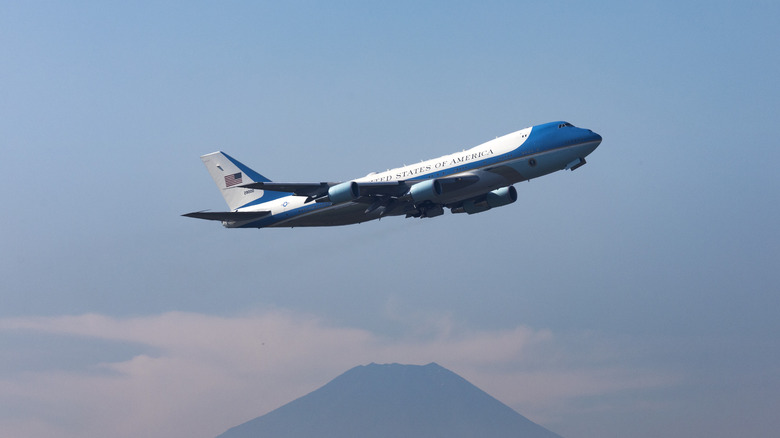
200, 151, 286, 210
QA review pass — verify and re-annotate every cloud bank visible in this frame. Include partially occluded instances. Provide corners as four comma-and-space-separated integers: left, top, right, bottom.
0, 310, 671, 438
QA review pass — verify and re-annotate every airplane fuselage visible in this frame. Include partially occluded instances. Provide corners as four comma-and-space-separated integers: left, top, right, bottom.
184, 121, 601, 229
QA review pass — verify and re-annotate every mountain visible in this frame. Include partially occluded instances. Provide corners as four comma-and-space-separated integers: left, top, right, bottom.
216, 362, 563, 438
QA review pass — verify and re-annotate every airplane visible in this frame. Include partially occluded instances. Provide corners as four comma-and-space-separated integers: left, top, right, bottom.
183, 121, 601, 228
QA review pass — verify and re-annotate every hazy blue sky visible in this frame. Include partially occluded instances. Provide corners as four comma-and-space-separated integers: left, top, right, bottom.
2, 1, 779, 437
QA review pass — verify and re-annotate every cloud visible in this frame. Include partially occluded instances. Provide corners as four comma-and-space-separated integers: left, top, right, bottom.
0, 310, 673, 438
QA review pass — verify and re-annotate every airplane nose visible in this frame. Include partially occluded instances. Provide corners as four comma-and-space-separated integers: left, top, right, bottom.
586, 129, 602, 144
579, 129, 601, 157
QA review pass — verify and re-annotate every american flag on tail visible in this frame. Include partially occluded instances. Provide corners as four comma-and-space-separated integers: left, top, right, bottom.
224, 172, 242, 187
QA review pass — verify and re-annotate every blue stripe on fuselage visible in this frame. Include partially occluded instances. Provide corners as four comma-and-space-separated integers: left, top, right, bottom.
236, 200, 331, 228
237, 190, 289, 209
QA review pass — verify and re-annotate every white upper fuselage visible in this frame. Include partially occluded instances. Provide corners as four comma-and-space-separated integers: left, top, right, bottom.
357, 127, 531, 184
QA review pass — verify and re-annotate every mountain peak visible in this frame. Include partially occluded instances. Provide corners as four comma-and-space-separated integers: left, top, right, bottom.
217, 362, 563, 438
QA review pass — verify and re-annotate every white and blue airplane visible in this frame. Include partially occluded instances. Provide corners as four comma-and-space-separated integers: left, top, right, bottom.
183, 121, 601, 228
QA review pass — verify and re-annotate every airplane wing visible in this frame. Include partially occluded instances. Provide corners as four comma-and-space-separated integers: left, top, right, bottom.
239, 180, 410, 200
435, 174, 480, 191
237, 176, 476, 205
182, 211, 271, 221
353, 181, 410, 197
237, 182, 335, 197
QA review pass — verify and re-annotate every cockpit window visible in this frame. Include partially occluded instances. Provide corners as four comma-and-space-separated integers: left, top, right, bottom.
558, 122, 574, 128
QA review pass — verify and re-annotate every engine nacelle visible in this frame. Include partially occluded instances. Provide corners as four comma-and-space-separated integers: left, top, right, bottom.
452, 186, 517, 215
409, 179, 443, 203
486, 186, 517, 208
327, 181, 359, 204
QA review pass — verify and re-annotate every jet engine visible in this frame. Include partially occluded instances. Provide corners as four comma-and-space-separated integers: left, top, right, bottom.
327, 181, 360, 203
451, 186, 517, 214
409, 179, 443, 203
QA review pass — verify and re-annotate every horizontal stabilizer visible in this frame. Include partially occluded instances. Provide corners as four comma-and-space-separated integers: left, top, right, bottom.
182, 211, 271, 221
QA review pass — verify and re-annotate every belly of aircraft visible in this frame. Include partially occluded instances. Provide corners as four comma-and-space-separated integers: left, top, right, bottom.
269, 202, 381, 227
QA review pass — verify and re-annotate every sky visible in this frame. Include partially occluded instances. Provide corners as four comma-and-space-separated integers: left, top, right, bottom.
1, 1, 779, 437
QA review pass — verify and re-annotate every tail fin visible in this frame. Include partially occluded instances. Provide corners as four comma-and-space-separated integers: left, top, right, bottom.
200, 151, 286, 210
